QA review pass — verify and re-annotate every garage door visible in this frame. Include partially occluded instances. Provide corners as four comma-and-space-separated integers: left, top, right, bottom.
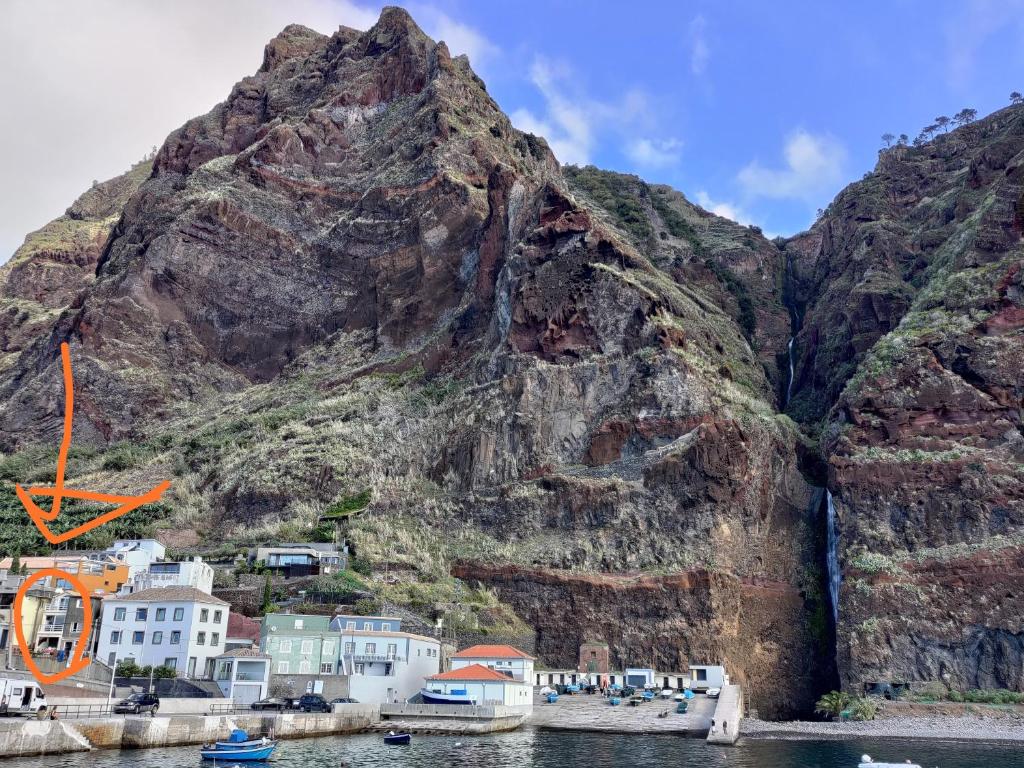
233, 684, 262, 707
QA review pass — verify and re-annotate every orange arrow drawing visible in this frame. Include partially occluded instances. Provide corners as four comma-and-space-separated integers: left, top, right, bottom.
13, 569, 93, 685
13, 342, 170, 545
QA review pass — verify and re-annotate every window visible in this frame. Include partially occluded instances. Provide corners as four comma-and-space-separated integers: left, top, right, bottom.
362, 622, 371, 631
71, 622, 81, 633
170, 631, 181, 645
299, 660, 310, 674
301, 640, 314, 655
345, 621, 355, 630
197, 632, 206, 645
280, 639, 292, 653
200, 609, 209, 623
417, 649, 421, 656
173, 607, 184, 621
320, 662, 333, 674
354, 663, 365, 675
365, 643, 376, 654
344, 642, 355, 654
322, 640, 334, 654
156, 608, 166, 621
277, 662, 289, 674
132, 631, 144, 645
387, 643, 397, 657
110, 630, 122, 645
211, 633, 219, 646
113, 607, 126, 621
294, 619, 303, 629
164, 657, 176, 669
135, 608, 148, 621
382, 622, 391, 631
57, 596, 69, 610
213, 610, 222, 623
153, 631, 164, 645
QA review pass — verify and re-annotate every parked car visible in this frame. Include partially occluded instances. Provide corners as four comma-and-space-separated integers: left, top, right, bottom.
296, 694, 330, 712
329, 697, 359, 705
250, 696, 293, 711
113, 693, 160, 716
706, 687, 722, 699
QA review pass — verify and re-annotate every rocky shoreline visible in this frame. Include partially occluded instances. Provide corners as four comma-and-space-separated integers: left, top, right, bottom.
741, 714, 1024, 744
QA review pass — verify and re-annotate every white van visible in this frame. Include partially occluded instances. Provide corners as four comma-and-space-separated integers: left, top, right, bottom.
0, 678, 47, 715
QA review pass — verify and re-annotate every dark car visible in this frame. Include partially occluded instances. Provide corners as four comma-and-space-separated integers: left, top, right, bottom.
250, 696, 293, 712
113, 693, 159, 716
296, 694, 330, 712
329, 697, 359, 705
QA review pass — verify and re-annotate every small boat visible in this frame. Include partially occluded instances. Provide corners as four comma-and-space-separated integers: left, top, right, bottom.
546, 692, 559, 703
660, 689, 674, 699
609, 697, 621, 706
565, 684, 580, 694
673, 693, 685, 701
676, 701, 688, 714
683, 689, 695, 699
628, 695, 643, 706
420, 688, 476, 705
858, 756, 921, 768
384, 731, 411, 745
539, 686, 554, 696
200, 730, 277, 761
641, 691, 655, 701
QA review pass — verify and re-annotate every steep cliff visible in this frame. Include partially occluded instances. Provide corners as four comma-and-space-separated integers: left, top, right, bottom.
785, 107, 1024, 692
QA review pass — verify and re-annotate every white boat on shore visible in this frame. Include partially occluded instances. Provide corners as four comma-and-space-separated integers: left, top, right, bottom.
858, 754, 922, 768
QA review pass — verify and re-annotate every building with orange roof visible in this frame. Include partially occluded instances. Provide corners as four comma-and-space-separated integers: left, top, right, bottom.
450, 643, 535, 683
423, 662, 532, 707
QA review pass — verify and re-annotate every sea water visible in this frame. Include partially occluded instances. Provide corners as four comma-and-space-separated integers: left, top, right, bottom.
15, 729, 1024, 767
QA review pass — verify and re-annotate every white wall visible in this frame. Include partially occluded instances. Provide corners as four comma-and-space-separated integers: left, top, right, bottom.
429, 679, 532, 706
452, 656, 533, 682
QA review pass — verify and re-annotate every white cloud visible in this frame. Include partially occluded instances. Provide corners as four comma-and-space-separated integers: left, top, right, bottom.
688, 15, 710, 76
695, 190, 748, 225
0, 0, 498, 265
509, 56, 668, 167
737, 130, 847, 202
625, 138, 683, 168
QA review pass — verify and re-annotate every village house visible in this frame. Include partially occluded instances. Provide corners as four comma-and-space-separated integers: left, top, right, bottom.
251, 544, 344, 578
424, 664, 532, 707
95, 586, 229, 679
119, 556, 214, 595
451, 644, 535, 682
260, 612, 441, 703
213, 647, 271, 706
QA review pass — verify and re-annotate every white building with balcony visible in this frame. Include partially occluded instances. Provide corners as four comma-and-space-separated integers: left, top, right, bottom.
260, 613, 441, 704
97, 540, 166, 579
120, 558, 214, 596
213, 648, 270, 706
95, 586, 229, 679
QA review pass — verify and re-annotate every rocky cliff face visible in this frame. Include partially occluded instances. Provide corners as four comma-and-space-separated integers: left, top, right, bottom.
799, 108, 1024, 693
0, 6, 1020, 716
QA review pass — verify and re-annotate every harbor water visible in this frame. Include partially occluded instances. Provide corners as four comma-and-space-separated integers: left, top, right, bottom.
14, 729, 1024, 768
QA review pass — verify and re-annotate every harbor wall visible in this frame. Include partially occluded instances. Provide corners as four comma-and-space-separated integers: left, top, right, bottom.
0, 709, 379, 759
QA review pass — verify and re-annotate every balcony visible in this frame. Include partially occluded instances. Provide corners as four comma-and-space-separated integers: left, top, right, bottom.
347, 654, 403, 664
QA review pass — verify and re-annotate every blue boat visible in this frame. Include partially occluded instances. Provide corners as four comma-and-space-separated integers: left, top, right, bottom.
642, 690, 655, 701
420, 687, 476, 705
546, 692, 559, 703
609, 697, 621, 706
384, 732, 412, 745
201, 729, 277, 761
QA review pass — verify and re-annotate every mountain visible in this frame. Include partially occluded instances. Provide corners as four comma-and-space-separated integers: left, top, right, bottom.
0, 6, 1021, 714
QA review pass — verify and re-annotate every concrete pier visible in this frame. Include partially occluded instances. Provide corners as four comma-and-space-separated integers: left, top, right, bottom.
378, 703, 529, 734
706, 684, 741, 745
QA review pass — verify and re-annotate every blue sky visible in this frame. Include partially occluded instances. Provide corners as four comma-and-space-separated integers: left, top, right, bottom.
433, 0, 1024, 236
3, 0, 1024, 261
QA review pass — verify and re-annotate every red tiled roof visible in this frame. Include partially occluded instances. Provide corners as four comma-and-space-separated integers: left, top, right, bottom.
452, 644, 534, 660
427, 663, 513, 682
227, 612, 261, 642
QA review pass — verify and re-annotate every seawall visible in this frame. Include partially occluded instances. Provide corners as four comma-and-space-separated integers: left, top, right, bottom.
0, 707, 379, 759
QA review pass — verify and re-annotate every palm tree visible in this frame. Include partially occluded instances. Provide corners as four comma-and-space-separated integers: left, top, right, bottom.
849, 697, 879, 721
815, 690, 852, 720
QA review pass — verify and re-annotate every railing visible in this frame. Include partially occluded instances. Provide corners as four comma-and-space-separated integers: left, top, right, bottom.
53, 703, 113, 719
349, 654, 401, 663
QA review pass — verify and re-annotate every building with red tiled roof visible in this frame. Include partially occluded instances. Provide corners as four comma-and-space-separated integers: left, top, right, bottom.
451, 644, 534, 683
226, 612, 261, 650
423, 663, 532, 707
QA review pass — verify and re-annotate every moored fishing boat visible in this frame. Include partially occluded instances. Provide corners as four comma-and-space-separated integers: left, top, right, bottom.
200, 730, 277, 761
419, 687, 476, 705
